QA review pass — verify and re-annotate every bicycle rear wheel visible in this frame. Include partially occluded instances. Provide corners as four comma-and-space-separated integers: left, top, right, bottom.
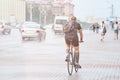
74, 54, 79, 72
67, 52, 73, 75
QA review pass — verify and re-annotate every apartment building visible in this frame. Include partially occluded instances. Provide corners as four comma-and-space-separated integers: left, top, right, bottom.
0, 0, 26, 23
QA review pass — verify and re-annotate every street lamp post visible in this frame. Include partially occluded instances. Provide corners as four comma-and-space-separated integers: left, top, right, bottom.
111, 4, 114, 17
107, 0, 114, 17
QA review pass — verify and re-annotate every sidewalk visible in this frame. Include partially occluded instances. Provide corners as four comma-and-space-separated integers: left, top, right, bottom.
78, 30, 120, 80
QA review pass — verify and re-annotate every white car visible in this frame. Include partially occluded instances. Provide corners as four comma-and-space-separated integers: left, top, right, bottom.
0, 21, 11, 34
20, 22, 46, 41
53, 16, 69, 34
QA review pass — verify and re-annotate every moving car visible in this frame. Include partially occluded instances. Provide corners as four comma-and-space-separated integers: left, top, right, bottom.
20, 22, 46, 41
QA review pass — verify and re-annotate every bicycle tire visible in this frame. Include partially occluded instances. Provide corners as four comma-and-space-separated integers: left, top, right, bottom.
73, 53, 78, 72
67, 52, 74, 76
74, 55, 82, 72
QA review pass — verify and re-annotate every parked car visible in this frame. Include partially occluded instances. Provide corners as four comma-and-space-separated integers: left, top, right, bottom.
20, 22, 46, 41
0, 20, 11, 35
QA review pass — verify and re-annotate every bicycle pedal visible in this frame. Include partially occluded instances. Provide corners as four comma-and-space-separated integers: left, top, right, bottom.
65, 58, 70, 62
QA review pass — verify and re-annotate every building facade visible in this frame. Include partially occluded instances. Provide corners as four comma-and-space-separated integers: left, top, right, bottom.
0, 0, 26, 23
26, 0, 74, 24
63, 1, 74, 17
52, 0, 74, 17
0, 0, 73, 25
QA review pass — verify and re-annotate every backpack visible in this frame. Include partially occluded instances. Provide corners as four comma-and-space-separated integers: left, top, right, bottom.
63, 22, 74, 33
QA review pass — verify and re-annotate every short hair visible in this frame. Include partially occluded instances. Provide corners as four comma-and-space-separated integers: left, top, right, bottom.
71, 16, 76, 20
116, 21, 118, 24
102, 21, 104, 24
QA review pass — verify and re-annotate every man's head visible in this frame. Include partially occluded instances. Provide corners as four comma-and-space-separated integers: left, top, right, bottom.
102, 21, 104, 24
71, 16, 76, 23
116, 21, 118, 24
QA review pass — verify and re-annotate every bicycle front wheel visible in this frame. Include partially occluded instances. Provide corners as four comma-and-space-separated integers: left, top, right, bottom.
67, 52, 74, 76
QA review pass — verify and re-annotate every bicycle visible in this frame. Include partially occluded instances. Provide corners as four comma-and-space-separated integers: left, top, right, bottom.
66, 40, 83, 76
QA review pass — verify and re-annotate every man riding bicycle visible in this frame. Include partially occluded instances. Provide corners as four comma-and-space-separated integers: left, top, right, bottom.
64, 16, 83, 68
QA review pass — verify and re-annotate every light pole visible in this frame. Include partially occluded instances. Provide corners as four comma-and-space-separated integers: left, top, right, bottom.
111, 4, 114, 17
106, 0, 114, 17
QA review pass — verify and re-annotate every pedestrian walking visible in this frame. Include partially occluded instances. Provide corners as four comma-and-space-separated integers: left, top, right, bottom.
95, 23, 100, 33
100, 21, 107, 41
114, 21, 119, 40
92, 25, 95, 32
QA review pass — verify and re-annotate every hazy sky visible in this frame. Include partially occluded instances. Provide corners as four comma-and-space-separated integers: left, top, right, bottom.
72, 0, 120, 18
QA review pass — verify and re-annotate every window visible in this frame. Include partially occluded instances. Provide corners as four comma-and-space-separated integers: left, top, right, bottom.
56, 19, 67, 25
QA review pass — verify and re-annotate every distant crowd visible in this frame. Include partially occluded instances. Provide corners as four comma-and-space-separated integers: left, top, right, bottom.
90, 20, 120, 41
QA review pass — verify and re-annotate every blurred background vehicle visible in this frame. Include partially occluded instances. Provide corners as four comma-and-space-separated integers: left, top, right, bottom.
52, 16, 69, 34
0, 20, 11, 35
20, 21, 46, 41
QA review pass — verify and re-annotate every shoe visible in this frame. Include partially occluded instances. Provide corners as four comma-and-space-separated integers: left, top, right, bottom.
75, 63, 81, 68
65, 55, 69, 62
65, 58, 70, 62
